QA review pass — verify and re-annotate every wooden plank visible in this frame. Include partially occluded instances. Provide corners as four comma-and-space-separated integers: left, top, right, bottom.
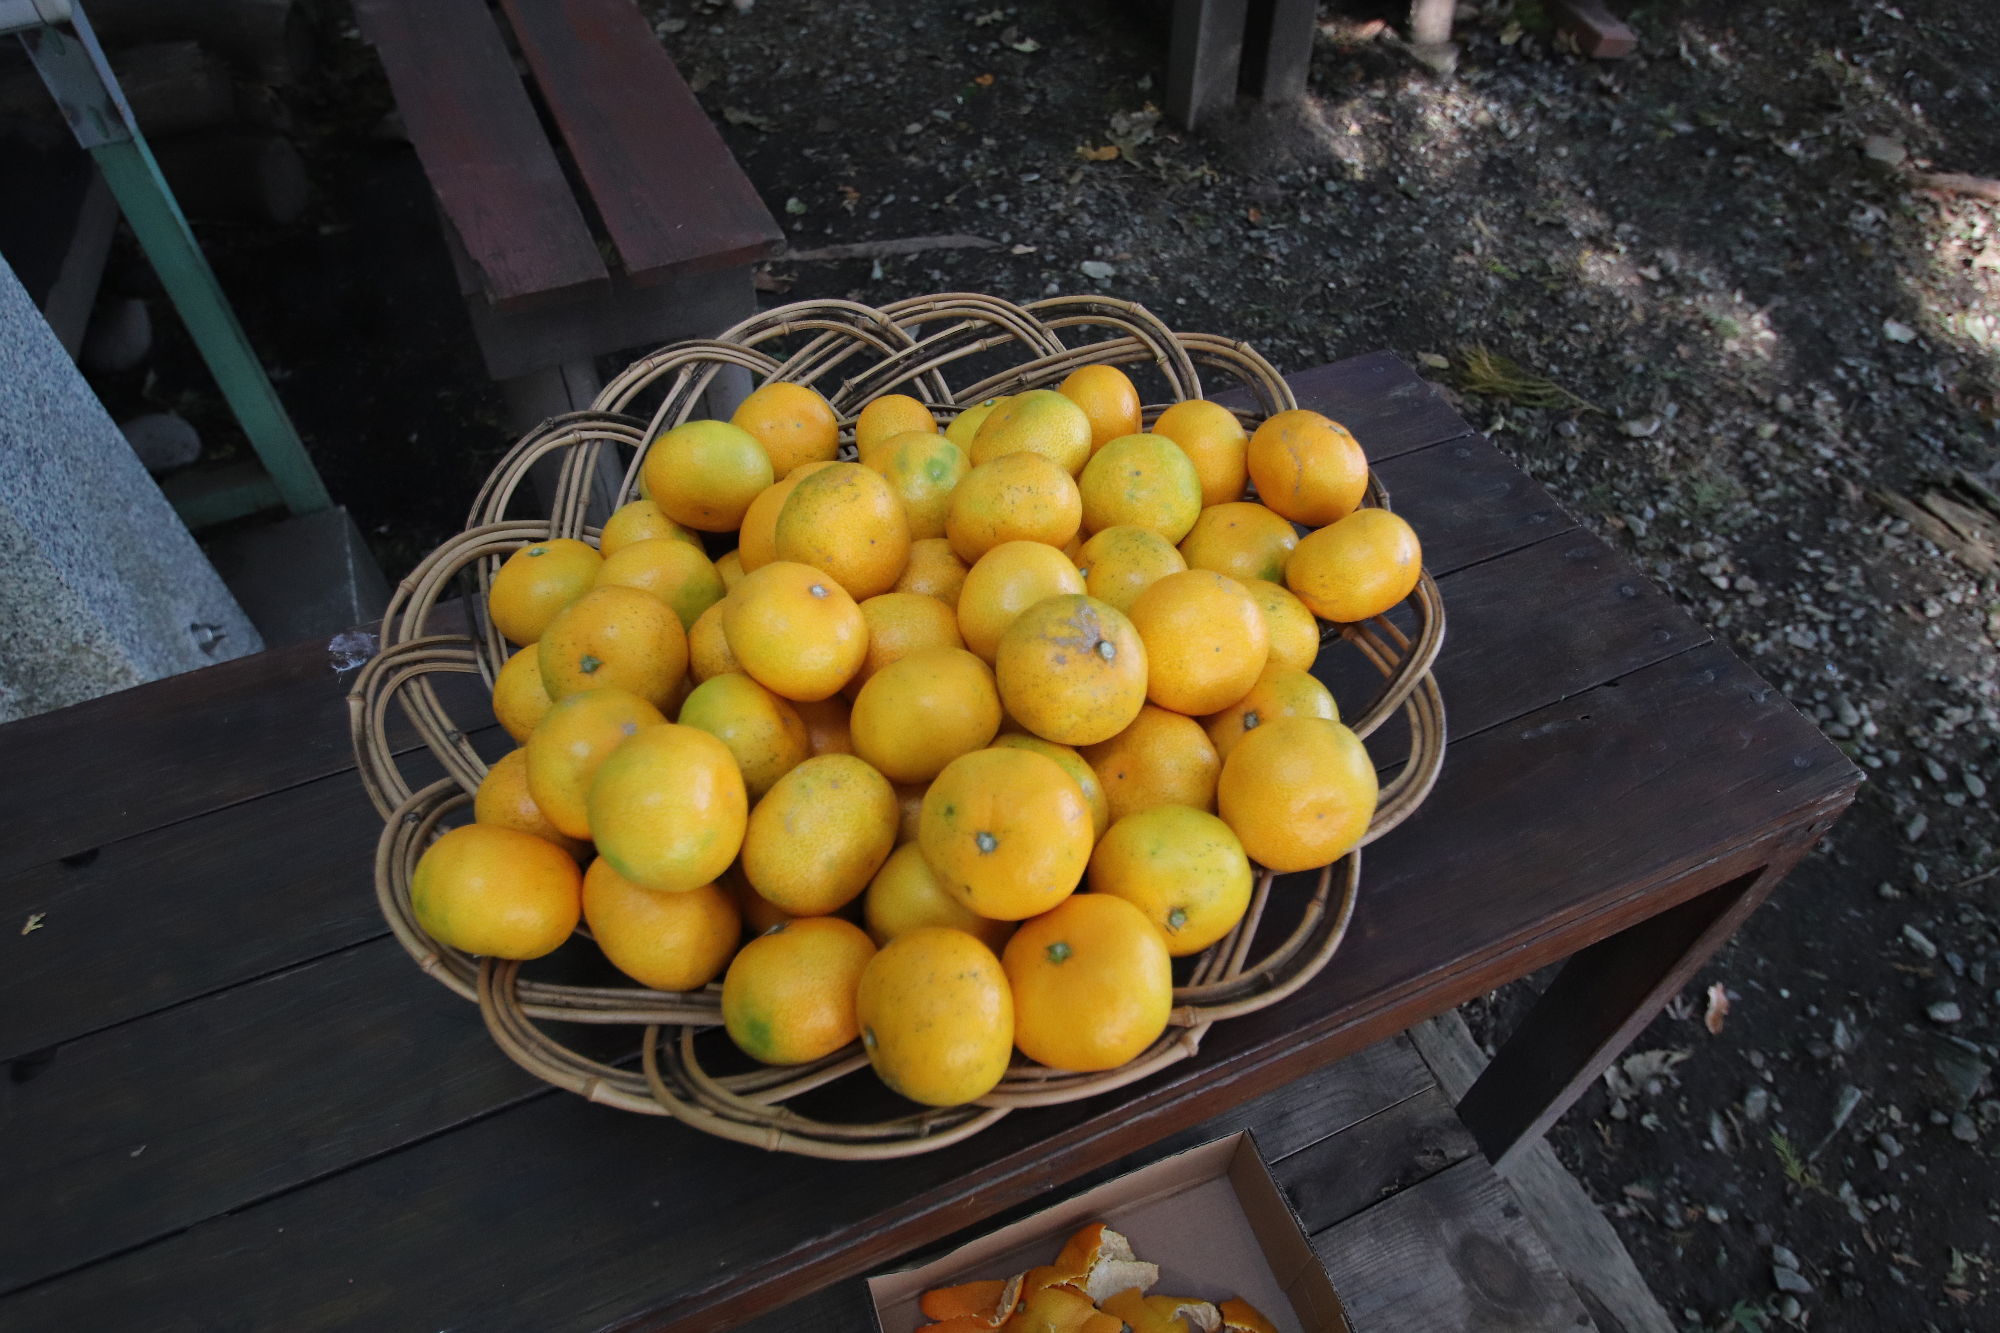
498, 0, 784, 284
0, 939, 590, 1293
1314, 1157, 1597, 1331
353, 0, 607, 307
0, 624, 490, 880
1276, 1086, 1478, 1233
1166, 0, 1248, 131
1, 647, 1852, 1331
1372, 433, 1574, 574
1411, 1013, 1676, 1333
0, 1037, 1429, 1327
0, 732, 504, 1063
1215, 351, 1469, 465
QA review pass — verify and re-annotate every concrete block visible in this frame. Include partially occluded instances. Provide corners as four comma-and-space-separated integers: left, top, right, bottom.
0, 253, 260, 723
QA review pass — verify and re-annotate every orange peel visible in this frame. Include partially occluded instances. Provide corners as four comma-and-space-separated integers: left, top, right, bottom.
1216, 1297, 1279, 1333
1049, 1223, 1160, 1304
1099, 1288, 1223, 1333
922, 1274, 1024, 1327
1003, 1283, 1123, 1333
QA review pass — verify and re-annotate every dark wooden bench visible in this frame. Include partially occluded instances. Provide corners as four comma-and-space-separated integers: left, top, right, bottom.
352, 0, 783, 439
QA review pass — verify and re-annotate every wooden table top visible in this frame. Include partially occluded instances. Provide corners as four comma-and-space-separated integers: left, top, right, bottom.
0, 352, 1856, 1332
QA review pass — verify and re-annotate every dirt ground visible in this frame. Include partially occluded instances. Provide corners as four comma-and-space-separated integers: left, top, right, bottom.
116, 2, 2000, 1328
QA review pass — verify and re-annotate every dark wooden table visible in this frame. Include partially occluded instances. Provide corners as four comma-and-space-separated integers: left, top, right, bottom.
0, 353, 1855, 1332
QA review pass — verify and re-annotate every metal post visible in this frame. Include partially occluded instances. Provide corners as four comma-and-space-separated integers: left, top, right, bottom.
14, 4, 331, 517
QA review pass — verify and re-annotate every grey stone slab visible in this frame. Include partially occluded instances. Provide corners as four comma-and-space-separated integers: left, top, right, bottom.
202, 505, 390, 648
0, 252, 260, 722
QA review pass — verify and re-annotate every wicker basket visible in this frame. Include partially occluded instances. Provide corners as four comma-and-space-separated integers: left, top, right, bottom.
348, 293, 1446, 1159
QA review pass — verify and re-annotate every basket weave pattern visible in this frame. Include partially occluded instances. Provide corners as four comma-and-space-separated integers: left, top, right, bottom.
349, 294, 1446, 1158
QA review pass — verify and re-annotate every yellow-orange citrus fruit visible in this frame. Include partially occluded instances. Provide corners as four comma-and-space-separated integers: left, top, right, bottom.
675, 671, 810, 799
991, 732, 1110, 840
946, 451, 1083, 563
1088, 805, 1254, 956
582, 858, 739, 991
858, 926, 1014, 1106
865, 430, 969, 541
721, 916, 875, 1064
851, 591, 966, 695
736, 459, 837, 573
1075, 524, 1186, 614
1057, 364, 1143, 453
686, 599, 740, 682
956, 540, 1087, 662
855, 393, 939, 463
1285, 507, 1423, 623
492, 643, 555, 743
1004, 893, 1171, 1071
537, 584, 688, 708
944, 395, 1007, 449
411, 824, 580, 960
488, 538, 601, 645
1126, 569, 1270, 715
920, 747, 1093, 920
1203, 661, 1337, 760
722, 560, 868, 701
641, 419, 774, 532
595, 537, 725, 630
730, 380, 839, 479
794, 693, 854, 755
1077, 434, 1203, 543
1246, 409, 1368, 527
994, 594, 1147, 748
773, 461, 912, 600
863, 844, 1015, 951
1152, 398, 1251, 508
473, 748, 589, 859
715, 548, 746, 590
970, 388, 1093, 474
741, 753, 899, 915
851, 646, 1002, 783
524, 688, 666, 838
599, 498, 702, 558
894, 536, 971, 605
1178, 501, 1299, 584
588, 722, 748, 891
1217, 715, 1377, 872
1082, 703, 1222, 824
1244, 578, 1320, 671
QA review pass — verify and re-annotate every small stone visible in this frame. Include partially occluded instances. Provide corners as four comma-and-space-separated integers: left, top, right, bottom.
1620, 414, 1662, 438
1772, 1244, 1802, 1271
1743, 1086, 1771, 1122
1861, 135, 1908, 166
1928, 1000, 1964, 1024
1773, 1265, 1814, 1295
1079, 260, 1116, 281
1876, 1131, 1902, 1156
82, 297, 152, 374
1904, 924, 1939, 959
1952, 1113, 1979, 1143
1906, 813, 1929, 843
1777, 1295, 1803, 1320
1967, 772, 1988, 799
1882, 318, 1918, 344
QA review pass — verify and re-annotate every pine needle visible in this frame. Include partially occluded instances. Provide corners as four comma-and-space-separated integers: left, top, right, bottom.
1454, 345, 1601, 414
1769, 1130, 1825, 1193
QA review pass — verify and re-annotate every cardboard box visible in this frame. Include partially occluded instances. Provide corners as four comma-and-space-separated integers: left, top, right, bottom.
867, 1132, 1353, 1332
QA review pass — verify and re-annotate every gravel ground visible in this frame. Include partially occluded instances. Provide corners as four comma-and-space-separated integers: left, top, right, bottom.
135, 1, 2000, 1327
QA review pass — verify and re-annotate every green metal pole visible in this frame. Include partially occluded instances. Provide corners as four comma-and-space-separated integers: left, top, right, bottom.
90, 138, 331, 516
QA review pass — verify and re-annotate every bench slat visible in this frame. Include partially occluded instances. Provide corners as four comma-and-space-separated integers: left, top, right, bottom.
499, 0, 785, 284
354, 0, 607, 309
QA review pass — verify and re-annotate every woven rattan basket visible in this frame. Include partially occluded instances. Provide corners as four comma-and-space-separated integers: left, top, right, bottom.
349, 293, 1446, 1158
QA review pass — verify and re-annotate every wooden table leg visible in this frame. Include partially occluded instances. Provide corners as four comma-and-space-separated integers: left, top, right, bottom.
1456, 815, 1840, 1170
1245, 0, 1316, 105
502, 356, 625, 523
1167, 0, 1248, 131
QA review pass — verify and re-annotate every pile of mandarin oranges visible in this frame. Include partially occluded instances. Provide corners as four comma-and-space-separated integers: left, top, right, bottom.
413, 365, 1422, 1108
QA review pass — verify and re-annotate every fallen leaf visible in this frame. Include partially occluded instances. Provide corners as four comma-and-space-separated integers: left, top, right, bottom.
1704, 982, 1730, 1034
1246, 207, 1264, 224
721, 107, 774, 131
21, 912, 44, 935
1010, 36, 1041, 53
784, 196, 807, 216
839, 185, 861, 213
973, 73, 995, 87
1077, 144, 1120, 162
1010, 244, 1037, 255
